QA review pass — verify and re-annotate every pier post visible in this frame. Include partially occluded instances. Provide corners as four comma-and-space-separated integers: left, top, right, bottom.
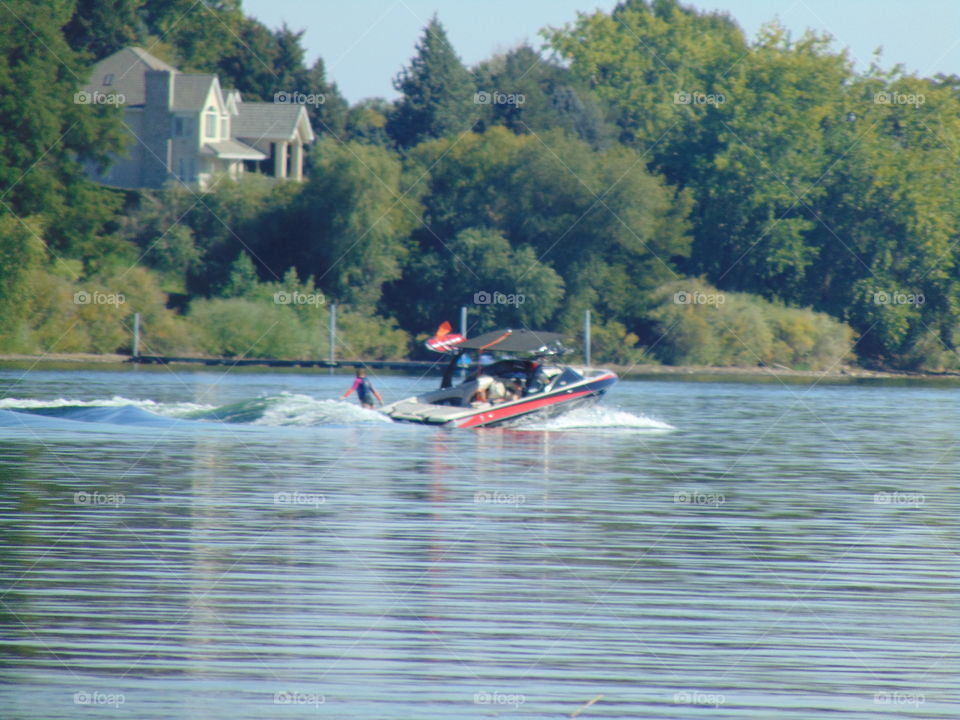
132, 312, 141, 358
329, 304, 336, 367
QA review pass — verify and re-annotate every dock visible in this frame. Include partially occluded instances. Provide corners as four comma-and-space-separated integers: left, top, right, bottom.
129, 355, 442, 372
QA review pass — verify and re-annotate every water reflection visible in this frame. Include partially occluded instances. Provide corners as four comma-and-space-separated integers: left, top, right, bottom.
0, 373, 958, 719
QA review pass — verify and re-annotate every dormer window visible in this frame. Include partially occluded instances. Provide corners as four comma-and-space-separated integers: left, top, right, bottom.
204, 106, 217, 138
103, 73, 114, 86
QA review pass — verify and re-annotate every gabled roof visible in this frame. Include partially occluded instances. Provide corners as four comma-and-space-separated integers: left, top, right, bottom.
171, 74, 218, 112
129, 47, 177, 72
232, 103, 316, 143
84, 46, 177, 106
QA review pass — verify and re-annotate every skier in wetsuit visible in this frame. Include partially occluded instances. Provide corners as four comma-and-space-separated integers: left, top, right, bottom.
341, 368, 383, 409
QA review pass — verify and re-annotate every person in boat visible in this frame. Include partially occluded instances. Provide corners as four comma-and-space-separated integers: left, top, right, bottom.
341, 368, 383, 409
471, 374, 510, 406
472, 374, 493, 406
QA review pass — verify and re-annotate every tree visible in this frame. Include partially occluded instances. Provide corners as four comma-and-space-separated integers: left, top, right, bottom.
474, 44, 611, 148
0, 0, 126, 264
251, 139, 419, 312
386, 16, 478, 148
392, 127, 689, 332
0, 216, 44, 340
63, 0, 146, 60
391, 227, 565, 332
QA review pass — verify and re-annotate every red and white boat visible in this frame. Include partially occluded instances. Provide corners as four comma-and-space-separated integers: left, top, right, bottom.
381, 325, 617, 428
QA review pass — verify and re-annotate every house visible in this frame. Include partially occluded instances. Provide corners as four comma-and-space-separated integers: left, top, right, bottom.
82, 47, 316, 190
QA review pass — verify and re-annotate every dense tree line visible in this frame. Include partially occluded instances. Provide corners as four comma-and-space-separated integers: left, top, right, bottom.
0, 0, 956, 368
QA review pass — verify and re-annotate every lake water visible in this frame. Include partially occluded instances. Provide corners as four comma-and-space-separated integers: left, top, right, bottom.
0, 365, 957, 719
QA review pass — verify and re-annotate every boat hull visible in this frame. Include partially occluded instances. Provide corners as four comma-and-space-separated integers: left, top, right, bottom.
383, 370, 617, 429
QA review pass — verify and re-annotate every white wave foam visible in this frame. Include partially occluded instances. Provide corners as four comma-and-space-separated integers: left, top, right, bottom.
516, 405, 675, 432
0, 396, 211, 416
252, 393, 392, 426
0, 393, 390, 427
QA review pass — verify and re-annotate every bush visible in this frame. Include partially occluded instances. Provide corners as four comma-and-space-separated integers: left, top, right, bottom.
335, 312, 410, 360
189, 298, 311, 358
13, 265, 198, 355
648, 279, 854, 369
569, 318, 646, 365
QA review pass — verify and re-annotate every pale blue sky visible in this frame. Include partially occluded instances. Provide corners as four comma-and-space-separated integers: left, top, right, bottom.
242, 0, 960, 103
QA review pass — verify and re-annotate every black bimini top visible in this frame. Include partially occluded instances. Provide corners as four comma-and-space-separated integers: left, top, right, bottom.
457, 329, 566, 354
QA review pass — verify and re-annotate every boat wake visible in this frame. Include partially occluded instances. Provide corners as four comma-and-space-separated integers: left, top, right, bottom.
0, 394, 668, 432
514, 405, 675, 432
0, 393, 390, 429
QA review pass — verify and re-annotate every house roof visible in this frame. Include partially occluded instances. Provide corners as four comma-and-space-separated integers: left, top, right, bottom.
232, 103, 316, 143
201, 140, 267, 161
171, 74, 217, 112
84, 46, 178, 106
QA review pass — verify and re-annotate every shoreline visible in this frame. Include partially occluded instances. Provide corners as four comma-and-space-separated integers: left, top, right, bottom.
604, 362, 960, 380
0, 352, 957, 380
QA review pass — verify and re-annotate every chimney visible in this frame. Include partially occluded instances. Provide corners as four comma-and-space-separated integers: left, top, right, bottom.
142, 70, 174, 187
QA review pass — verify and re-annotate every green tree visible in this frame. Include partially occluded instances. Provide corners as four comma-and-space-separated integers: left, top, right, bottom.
0, 0, 126, 264
395, 227, 565, 332
63, 0, 145, 59
474, 44, 611, 147
386, 16, 478, 147
0, 216, 44, 340
252, 139, 419, 312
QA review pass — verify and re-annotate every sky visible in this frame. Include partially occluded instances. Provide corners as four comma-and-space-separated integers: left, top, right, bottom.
242, 0, 960, 103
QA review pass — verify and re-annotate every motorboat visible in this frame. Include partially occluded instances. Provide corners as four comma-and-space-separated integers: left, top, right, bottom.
381, 325, 617, 428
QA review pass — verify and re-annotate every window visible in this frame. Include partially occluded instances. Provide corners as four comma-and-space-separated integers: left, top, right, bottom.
220, 117, 228, 138
174, 117, 184, 137
205, 108, 217, 138
203, 105, 217, 138
102, 73, 114, 86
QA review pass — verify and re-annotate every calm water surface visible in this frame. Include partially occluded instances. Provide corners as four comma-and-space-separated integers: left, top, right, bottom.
0, 365, 957, 719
